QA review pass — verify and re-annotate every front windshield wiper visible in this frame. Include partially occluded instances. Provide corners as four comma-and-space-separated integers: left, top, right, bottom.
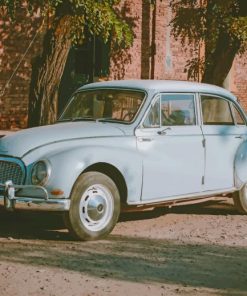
72, 117, 96, 122
96, 118, 122, 123
57, 117, 96, 122
57, 117, 123, 123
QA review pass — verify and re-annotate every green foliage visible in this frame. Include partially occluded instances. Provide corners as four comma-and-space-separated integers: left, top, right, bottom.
170, 0, 247, 80
0, 0, 133, 47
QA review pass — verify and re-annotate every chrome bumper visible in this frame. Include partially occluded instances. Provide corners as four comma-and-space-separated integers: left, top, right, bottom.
0, 181, 70, 211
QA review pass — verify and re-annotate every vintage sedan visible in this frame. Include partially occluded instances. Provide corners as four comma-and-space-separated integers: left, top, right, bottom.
0, 80, 247, 240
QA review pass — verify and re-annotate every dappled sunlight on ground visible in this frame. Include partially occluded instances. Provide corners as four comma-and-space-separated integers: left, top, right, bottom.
0, 197, 246, 295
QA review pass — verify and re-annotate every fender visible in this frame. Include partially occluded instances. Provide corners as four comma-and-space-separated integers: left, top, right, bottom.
22, 136, 143, 203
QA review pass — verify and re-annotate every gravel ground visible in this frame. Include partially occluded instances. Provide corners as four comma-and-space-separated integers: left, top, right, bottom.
0, 197, 246, 296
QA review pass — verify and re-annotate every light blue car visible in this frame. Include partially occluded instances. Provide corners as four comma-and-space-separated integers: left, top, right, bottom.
1, 80, 247, 240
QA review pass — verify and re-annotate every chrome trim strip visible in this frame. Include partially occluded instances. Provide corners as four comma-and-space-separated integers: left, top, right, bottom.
0, 196, 70, 211
127, 187, 237, 206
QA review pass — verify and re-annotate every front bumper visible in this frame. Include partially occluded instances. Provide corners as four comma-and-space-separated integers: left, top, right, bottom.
0, 181, 70, 211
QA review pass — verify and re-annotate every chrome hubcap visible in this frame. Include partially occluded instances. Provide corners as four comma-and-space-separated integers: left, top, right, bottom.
79, 184, 113, 231
87, 194, 106, 221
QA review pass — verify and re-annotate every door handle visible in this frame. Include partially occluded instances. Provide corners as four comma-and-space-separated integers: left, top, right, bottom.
157, 127, 171, 135
138, 137, 153, 142
235, 135, 243, 139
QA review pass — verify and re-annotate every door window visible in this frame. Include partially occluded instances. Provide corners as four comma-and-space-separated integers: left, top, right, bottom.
161, 94, 196, 126
143, 98, 160, 128
231, 103, 246, 125
201, 95, 234, 125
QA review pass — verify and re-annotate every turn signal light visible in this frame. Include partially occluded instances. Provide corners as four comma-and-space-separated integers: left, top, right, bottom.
50, 189, 64, 196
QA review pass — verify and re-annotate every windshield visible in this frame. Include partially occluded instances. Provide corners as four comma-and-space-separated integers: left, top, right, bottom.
59, 89, 145, 123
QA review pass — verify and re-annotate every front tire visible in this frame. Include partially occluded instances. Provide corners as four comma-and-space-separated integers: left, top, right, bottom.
64, 172, 120, 240
233, 183, 247, 214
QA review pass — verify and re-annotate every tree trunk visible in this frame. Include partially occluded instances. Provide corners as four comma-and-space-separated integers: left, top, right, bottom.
202, 31, 241, 87
28, 15, 72, 127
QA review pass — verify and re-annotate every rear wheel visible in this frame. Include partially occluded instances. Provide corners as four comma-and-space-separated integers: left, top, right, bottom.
233, 183, 247, 214
64, 172, 120, 240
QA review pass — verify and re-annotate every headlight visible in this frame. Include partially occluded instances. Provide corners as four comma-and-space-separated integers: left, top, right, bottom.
31, 160, 51, 186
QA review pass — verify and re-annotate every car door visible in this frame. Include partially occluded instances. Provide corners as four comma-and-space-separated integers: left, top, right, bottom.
200, 94, 247, 191
136, 93, 204, 202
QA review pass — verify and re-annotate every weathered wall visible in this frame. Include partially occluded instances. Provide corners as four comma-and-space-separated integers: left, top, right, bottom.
109, 0, 194, 81
0, 0, 246, 130
0, 7, 43, 130
232, 54, 247, 110
109, 0, 247, 107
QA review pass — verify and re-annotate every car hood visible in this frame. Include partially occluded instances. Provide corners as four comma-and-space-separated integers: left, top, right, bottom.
0, 122, 125, 158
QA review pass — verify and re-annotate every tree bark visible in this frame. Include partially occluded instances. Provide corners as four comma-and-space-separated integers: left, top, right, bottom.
202, 31, 241, 86
28, 15, 72, 127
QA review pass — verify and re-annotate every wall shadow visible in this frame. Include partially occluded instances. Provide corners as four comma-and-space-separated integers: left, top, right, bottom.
0, 234, 246, 295
110, 2, 138, 79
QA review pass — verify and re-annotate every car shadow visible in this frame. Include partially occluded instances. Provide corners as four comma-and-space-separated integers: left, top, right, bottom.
120, 197, 238, 222
0, 209, 71, 241
166, 198, 238, 215
0, 197, 239, 241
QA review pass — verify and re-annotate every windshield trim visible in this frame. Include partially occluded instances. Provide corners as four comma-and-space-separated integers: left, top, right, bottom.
58, 87, 147, 125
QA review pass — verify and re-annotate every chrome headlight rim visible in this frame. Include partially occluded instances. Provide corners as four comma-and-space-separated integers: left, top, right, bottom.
31, 159, 51, 186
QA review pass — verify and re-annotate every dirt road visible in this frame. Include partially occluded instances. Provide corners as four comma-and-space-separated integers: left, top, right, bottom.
0, 197, 246, 296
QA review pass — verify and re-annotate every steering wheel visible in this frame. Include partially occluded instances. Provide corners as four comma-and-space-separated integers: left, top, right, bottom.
123, 111, 135, 121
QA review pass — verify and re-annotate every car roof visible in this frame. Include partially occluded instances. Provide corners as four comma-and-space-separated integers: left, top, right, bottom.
79, 79, 237, 101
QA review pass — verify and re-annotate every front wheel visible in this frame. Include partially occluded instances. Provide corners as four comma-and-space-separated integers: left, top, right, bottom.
64, 172, 120, 240
233, 183, 247, 214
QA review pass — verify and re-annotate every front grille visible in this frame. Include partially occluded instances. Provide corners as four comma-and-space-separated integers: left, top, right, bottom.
0, 160, 25, 185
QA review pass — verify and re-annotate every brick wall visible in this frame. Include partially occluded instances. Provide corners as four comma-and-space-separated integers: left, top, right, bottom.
109, 0, 195, 81
0, 0, 246, 130
0, 8, 43, 130
110, 0, 247, 103
232, 54, 247, 109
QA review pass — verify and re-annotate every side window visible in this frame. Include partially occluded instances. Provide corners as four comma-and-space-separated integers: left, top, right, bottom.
231, 103, 246, 125
161, 94, 196, 126
143, 98, 160, 128
201, 95, 234, 125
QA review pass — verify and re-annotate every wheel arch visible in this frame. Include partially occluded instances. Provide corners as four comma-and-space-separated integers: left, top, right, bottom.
82, 162, 128, 205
